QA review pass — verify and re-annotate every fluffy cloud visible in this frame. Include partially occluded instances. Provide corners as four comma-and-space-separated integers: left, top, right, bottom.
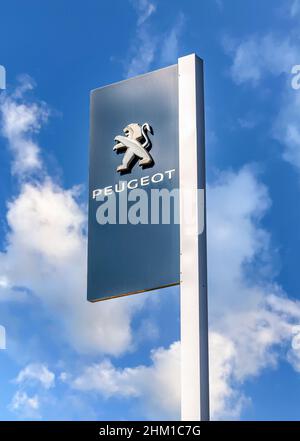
9, 391, 40, 418
0, 76, 48, 175
70, 334, 243, 420
209, 295, 300, 418
72, 341, 180, 420
10, 364, 55, 418
207, 166, 271, 317
15, 363, 55, 389
0, 78, 145, 356
209, 332, 245, 419
206, 167, 300, 418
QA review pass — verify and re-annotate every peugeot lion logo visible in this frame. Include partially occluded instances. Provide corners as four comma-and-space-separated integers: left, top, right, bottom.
113, 122, 154, 173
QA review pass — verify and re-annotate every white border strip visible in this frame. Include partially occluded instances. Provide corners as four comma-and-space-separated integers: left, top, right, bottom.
178, 54, 209, 421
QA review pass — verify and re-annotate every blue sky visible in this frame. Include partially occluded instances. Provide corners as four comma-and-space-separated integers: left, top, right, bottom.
0, 0, 300, 420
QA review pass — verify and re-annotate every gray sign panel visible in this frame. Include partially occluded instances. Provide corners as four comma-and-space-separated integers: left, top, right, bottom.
88, 65, 180, 301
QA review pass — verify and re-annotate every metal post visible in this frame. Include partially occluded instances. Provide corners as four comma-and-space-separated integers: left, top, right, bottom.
178, 54, 209, 421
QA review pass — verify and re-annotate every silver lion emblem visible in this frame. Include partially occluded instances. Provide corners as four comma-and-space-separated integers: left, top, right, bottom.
113, 123, 154, 173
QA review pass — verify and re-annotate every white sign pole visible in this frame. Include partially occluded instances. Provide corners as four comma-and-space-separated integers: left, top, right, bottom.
178, 54, 210, 421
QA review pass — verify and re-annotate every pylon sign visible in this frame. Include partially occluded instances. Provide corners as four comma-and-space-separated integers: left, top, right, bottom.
88, 54, 210, 421
88, 65, 180, 302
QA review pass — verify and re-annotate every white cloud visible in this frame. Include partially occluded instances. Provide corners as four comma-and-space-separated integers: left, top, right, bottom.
59, 372, 69, 382
15, 363, 55, 389
72, 341, 180, 420
210, 291, 300, 419
207, 166, 271, 316
209, 332, 247, 419
9, 391, 40, 418
0, 175, 144, 356
209, 292, 300, 419
70, 334, 245, 420
0, 76, 48, 175
206, 167, 300, 418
